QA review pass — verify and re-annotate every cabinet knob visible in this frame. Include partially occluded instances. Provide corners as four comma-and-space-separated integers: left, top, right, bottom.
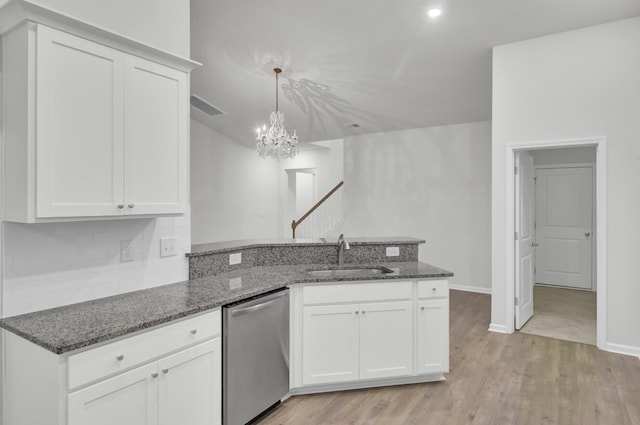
355, 311, 359, 315
117, 204, 124, 209
421, 306, 425, 311
361, 310, 366, 314
116, 354, 124, 361
151, 373, 159, 379
128, 203, 135, 208
162, 368, 169, 374
190, 329, 197, 335
432, 287, 437, 291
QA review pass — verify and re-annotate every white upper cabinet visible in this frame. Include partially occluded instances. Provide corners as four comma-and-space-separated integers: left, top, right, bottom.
123, 56, 188, 216
35, 25, 125, 218
3, 23, 192, 222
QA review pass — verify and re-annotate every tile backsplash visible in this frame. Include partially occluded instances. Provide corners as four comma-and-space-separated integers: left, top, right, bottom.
2, 216, 190, 317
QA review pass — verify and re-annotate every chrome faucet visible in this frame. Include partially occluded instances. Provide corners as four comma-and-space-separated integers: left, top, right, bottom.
337, 234, 350, 266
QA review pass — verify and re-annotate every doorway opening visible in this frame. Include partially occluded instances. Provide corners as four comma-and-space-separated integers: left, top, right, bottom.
505, 138, 607, 350
517, 148, 597, 345
285, 168, 318, 237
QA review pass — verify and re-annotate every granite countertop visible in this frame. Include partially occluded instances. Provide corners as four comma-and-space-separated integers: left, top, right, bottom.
189, 237, 426, 256
0, 261, 452, 355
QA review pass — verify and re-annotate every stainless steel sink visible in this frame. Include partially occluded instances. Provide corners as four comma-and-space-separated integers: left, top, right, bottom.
307, 266, 394, 277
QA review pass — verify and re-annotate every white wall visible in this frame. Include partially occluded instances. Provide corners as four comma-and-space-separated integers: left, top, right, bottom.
190, 120, 279, 244
341, 122, 492, 290
492, 17, 640, 351
0, 0, 190, 56
530, 146, 596, 166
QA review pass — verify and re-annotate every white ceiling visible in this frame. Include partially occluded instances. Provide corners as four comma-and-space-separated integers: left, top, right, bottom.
190, 0, 640, 146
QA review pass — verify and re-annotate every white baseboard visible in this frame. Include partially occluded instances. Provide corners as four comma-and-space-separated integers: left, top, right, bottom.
605, 342, 640, 358
488, 323, 510, 334
449, 284, 491, 295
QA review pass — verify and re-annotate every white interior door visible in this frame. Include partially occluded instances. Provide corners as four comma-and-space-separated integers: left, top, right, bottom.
515, 152, 535, 330
535, 167, 593, 289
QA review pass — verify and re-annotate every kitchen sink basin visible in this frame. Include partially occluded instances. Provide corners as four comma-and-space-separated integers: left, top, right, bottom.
307, 266, 394, 278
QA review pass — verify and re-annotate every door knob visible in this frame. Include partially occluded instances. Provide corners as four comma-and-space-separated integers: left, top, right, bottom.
585, 232, 591, 237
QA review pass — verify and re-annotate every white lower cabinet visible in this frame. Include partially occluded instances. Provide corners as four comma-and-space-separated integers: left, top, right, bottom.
417, 299, 449, 374
3, 309, 221, 425
302, 304, 360, 385
68, 340, 220, 425
295, 280, 447, 390
359, 301, 413, 380
68, 363, 158, 425
302, 300, 413, 386
158, 340, 220, 425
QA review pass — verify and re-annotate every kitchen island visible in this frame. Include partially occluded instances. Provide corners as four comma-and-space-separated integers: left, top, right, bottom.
0, 237, 453, 425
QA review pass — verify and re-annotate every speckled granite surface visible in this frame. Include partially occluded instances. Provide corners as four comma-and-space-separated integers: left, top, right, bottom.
188, 238, 422, 278
0, 261, 452, 355
188, 237, 425, 256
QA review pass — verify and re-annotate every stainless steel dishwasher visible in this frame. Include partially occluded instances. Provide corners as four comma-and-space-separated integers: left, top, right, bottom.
223, 288, 290, 425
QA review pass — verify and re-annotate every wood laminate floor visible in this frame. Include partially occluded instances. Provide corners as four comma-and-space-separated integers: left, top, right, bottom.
256, 290, 640, 425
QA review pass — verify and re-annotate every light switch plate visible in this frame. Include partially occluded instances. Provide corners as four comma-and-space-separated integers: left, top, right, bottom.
160, 237, 177, 257
229, 252, 242, 265
386, 246, 400, 257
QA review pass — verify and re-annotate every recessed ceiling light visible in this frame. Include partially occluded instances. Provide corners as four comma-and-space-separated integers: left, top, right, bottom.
427, 7, 442, 18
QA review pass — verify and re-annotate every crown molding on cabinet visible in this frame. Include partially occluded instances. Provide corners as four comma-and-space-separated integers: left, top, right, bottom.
0, 0, 201, 72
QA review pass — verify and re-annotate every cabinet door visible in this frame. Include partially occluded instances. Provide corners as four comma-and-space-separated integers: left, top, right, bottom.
417, 298, 449, 374
123, 56, 187, 215
158, 339, 221, 425
359, 301, 414, 380
36, 25, 125, 218
67, 362, 157, 425
302, 304, 359, 385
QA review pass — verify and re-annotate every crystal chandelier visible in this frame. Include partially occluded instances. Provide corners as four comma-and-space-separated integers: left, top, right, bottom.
256, 68, 298, 159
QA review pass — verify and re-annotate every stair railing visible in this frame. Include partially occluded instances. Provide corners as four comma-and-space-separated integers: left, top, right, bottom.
292, 181, 344, 238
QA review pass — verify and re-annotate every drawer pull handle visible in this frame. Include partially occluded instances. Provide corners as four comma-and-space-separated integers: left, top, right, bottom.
421, 306, 425, 311
116, 354, 124, 361
432, 287, 437, 291
117, 204, 124, 209
162, 368, 169, 374
151, 373, 159, 379
128, 203, 135, 208
190, 329, 198, 335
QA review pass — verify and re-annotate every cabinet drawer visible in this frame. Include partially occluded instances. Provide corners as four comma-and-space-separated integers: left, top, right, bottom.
303, 281, 412, 305
417, 280, 448, 299
67, 309, 220, 389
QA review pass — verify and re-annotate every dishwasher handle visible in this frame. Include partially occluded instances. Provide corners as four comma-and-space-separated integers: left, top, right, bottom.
230, 291, 288, 317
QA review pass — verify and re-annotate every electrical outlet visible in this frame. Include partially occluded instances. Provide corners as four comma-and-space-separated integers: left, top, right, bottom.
160, 237, 177, 257
229, 277, 242, 289
121, 240, 134, 262
386, 246, 400, 257
229, 252, 242, 265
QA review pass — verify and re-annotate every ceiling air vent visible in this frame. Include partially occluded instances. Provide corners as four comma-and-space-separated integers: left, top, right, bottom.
344, 122, 361, 128
190, 94, 226, 117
